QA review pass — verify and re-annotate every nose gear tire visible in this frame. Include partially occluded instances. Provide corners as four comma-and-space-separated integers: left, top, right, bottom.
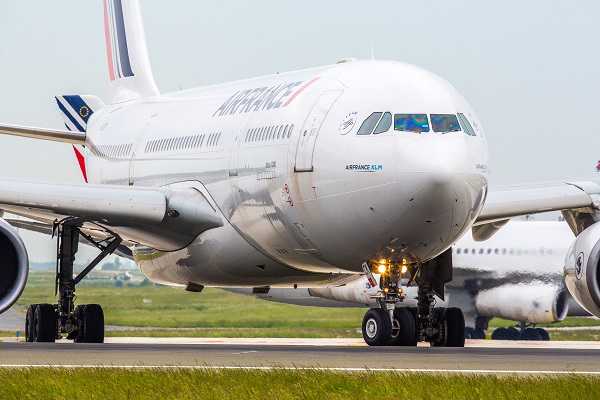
362, 308, 392, 346
388, 308, 417, 346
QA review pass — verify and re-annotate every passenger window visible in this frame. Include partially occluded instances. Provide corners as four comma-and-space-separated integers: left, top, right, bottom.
357, 112, 383, 135
288, 124, 294, 138
277, 126, 282, 139
373, 112, 392, 134
394, 114, 429, 132
430, 114, 461, 133
457, 113, 476, 136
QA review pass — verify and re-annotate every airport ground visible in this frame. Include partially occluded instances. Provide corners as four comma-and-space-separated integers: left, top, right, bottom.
2, 271, 600, 398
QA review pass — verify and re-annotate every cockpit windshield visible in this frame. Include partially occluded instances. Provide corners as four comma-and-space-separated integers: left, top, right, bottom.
394, 114, 430, 133
357, 112, 383, 135
430, 114, 461, 133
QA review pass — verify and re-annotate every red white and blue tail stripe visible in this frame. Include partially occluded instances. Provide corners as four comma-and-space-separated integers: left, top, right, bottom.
104, 0, 134, 81
103, 0, 159, 103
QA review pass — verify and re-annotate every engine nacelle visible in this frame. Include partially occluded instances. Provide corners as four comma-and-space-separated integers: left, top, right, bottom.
475, 283, 568, 324
565, 221, 600, 317
0, 218, 29, 314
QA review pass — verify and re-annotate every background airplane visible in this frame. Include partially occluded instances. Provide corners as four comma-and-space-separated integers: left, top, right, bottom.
0, 1, 600, 350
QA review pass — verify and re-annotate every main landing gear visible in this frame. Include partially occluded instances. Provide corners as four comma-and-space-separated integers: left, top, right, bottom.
25, 219, 122, 343
361, 249, 465, 347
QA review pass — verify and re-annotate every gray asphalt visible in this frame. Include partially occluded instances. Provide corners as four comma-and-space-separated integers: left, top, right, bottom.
0, 342, 598, 373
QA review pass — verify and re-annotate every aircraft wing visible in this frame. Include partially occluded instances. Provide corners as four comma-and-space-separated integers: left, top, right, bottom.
0, 123, 85, 144
0, 178, 223, 251
474, 179, 600, 240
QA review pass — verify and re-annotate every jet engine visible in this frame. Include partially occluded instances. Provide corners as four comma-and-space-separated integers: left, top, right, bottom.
0, 218, 29, 314
565, 221, 600, 317
475, 283, 568, 324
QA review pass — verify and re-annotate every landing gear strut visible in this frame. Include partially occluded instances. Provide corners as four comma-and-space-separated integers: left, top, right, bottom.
360, 248, 465, 347
25, 219, 122, 343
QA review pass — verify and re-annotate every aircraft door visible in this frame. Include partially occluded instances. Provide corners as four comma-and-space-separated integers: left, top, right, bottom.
294, 90, 342, 172
129, 122, 151, 185
229, 113, 252, 177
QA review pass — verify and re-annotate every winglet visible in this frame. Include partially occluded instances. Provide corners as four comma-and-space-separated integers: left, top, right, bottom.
103, 0, 159, 103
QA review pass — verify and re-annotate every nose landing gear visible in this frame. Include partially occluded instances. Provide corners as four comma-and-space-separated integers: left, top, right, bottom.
360, 249, 465, 347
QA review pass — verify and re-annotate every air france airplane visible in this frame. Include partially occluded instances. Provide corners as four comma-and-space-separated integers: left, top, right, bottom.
1, 0, 600, 348
229, 220, 582, 342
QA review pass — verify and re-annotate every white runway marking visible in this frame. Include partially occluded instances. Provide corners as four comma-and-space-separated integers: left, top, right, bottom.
0, 365, 598, 375
3, 336, 600, 349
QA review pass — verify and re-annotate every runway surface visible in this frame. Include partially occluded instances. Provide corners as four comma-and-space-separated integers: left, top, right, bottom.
1, 339, 600, 373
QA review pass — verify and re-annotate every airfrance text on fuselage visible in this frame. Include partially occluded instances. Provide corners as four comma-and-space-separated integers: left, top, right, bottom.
213, 81, 305, 117
346, 164, 383, 172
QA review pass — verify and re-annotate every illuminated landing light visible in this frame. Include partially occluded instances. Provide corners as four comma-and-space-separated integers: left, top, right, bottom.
400, 265, 408, 274
377, 264, 387, 274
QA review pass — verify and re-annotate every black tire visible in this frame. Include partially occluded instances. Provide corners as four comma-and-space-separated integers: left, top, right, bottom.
520, 327, 542, 341
33, 304, 56, 343
81, 304, 104, 343
362, 308, 392, 346
506, 327, 520, 340
475, 328, 486, 340
465, 327, 475, 339
430, 308, 446, 346
407, 307, 420, 343
25, 304, 38, 342
491, 327, 507, 340
388, 308, 417, 346
536, 328, 550, 341
444, 307, 465, 347
73, 305, 85, 343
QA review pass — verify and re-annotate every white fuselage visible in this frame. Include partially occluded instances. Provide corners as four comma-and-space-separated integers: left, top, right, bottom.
84, 60, 489, 288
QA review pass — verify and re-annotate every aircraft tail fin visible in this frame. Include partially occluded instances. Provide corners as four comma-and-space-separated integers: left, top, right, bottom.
103, 0, 159, 103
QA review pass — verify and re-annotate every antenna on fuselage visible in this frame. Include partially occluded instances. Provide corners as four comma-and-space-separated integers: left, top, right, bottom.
370, 44, 375, 60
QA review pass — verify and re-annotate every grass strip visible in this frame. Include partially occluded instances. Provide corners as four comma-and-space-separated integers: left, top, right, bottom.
0, 368, 599, 399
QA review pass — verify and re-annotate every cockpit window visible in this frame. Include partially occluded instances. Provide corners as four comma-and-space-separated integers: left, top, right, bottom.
457, 113, 476, 136
373, 112, 392, 134
431, 114, 461, 133
357, 112, 383, 135
394, 114, 430, 132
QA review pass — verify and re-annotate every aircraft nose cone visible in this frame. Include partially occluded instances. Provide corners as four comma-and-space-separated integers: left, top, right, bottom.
396, 136, 473, 211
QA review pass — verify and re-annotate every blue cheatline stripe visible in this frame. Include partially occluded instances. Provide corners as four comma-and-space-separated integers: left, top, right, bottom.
63, 95, 94, 123
55, 97, 85, 132
113, 0, 134, 78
